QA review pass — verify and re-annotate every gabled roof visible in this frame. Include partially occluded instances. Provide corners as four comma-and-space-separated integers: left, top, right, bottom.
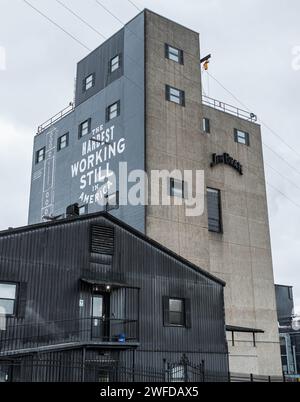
0, 211, 225, 286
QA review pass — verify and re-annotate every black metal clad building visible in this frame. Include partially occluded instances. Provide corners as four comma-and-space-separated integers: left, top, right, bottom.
0, 213, 228, 382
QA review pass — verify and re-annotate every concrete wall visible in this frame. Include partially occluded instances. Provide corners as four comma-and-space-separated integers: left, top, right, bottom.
145, 9, 282, 375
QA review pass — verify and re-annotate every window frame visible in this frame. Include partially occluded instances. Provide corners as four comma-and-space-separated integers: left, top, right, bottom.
0, 282, 18, 317
203, 117, 210, 133
165, 44, 184, 65
207, 187, 223, 234
168, 298, 185, 327
170, 178, 186, 199
166, 85, 185, 106
106, 101, 120, 122
78, 118, 91, 139
83, 73, 95, 92
57, 132, 69, 152
35, 147, 46, 164
110, 54, 121, 73
234, 129, 250, 146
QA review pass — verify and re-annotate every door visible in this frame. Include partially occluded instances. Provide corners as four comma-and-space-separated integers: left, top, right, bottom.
91, 292, 110, 341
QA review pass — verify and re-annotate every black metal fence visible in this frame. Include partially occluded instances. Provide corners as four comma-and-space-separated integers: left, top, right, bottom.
0, 357, 293, 383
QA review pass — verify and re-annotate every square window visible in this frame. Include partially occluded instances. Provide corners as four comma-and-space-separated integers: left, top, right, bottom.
36, 147, 45, 164
235, 129, 249, 146
0, 283, 17, 316
84, 74, 95, 91
166, 85, 185, 106
107, 101, 120, 122
203, 118, 210, 133
79, 119, 91, 138
170, 178, 185, 199
165, 44, 184, 64
110, 55, 120, 73
57, 133, 69, 151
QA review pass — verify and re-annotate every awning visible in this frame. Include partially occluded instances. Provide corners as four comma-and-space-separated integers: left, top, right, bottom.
80, 278, 139, 290
226, 325, 264, 334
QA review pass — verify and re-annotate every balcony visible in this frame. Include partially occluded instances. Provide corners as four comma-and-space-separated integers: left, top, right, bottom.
202, 95, 257, 122
0, 317, 139, 357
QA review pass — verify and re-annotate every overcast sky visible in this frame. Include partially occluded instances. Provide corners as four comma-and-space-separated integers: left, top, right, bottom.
0, 0, 299, 311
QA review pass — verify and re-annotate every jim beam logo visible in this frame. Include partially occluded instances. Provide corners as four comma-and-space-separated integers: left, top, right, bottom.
211, 153, 243, 175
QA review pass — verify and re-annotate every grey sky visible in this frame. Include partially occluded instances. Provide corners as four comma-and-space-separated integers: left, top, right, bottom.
0, 0, 299, 311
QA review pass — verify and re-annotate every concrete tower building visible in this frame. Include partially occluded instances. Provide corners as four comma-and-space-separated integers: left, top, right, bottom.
28, 9, 282, 375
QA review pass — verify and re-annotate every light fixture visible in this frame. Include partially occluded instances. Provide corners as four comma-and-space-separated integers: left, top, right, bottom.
106, 285, 111, 292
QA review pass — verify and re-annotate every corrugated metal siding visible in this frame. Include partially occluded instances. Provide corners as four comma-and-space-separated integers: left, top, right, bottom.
0, 214, 228, 379
75, 29, 124, 107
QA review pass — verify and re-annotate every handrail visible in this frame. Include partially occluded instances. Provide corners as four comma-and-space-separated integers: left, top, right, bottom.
37, 102, 75, 134
0, 317, 139, 354
202, 95, 257, 122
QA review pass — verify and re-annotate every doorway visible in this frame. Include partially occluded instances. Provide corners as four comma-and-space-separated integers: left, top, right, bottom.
91, 291, 110, 341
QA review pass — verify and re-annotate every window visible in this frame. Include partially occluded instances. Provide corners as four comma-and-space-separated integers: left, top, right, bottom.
79, 205, 88, 216
57, 133, 69, 151
79, 118, 91, 138
169, 299, 185, 326
110, 55, 121, 73
166, 85, 185, 106
170, 178, 185, 199
106, 101, 120, 122
165, 44, 184, 64
203, 118, 210, 133
83, 73, 95, 92
234, 129, 250, 146
163, 297, 191, 328
0, 283, 17, 316
35, 147, 45, 164
207, 188, 222, 233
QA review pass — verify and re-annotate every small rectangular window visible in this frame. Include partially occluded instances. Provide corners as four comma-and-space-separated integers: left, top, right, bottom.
57, 133, 69, 151
79, 119, 91, 138
110, 55, 120, 73
169, 299, 185, 326
234, 129, 250, 146
0, 283, 17, 316
165, 44, 184, 64
203, 118, 210, 133
83, 73, 95, 92
170, 178, 185, 199
36, 147, 46, 164
166, 85, 185, 106
207, 188, 222, 233
106, 101, 120, 122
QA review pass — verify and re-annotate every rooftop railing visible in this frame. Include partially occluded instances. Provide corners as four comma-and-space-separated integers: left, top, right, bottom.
37, 102, 75, 135
202, 95, 257, 122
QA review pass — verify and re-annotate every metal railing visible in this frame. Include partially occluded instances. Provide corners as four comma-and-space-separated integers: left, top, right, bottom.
202, 95, 257, 122
0, 317, 139, 356
0, 359, 293, 383
37, 102, 75, 134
